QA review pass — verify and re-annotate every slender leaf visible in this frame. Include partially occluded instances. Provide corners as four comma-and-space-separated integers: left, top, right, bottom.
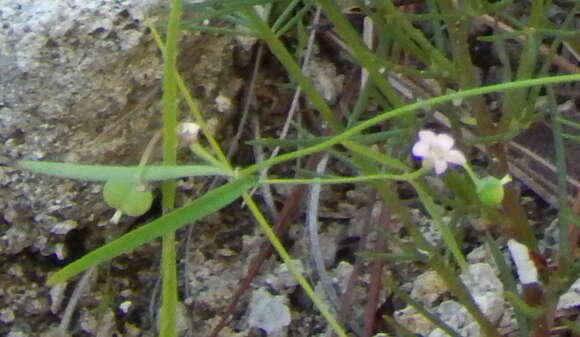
559, 117, 580, 130
183, 0, 275, 11
47, 176, 257, 285
19, 161, 230, 182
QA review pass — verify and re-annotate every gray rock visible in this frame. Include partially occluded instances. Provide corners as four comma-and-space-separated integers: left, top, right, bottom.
557, 277, 580, 310
461, 263, 505, 325
248, 287, 291, 336
394, 306, 434, 336
410, 270, 448, 307
1, 1, 242, 335
1, 0, 241, 257
1, 0, 165, 258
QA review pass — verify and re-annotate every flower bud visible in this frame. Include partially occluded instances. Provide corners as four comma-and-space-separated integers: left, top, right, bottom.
103, 180, 153, 217
476, 176, 510, 207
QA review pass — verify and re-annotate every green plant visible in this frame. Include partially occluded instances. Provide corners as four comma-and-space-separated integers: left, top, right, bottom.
18, 1, 580, 336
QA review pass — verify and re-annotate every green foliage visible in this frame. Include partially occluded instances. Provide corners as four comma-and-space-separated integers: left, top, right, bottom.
15, 1, 580, 336
18, 161, 229, 181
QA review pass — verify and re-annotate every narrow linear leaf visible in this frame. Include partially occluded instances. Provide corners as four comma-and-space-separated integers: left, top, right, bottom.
182, 0, 274, 11
47, 176, 257, 285
190, 143, 227, 169
247, 130, 404, 148
19, 161, 231, 182
341, 139, 407, 171
562, 319, 580, 334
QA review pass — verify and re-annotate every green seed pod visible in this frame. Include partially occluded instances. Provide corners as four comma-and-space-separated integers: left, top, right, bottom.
476, 176, 505, 207
103, 179, 153, 217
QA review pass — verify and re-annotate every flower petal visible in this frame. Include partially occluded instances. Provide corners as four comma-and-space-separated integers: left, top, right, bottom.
445, 150, 466, 165
418, 130, 436, 142
436, 134, 455, 150
434, 160, 448, 175
412, 141, 430, 157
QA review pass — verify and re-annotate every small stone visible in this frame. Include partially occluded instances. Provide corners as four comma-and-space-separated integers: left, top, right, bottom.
7, 331, 28, 337
394, 306, 434, 336
248, 288, 291, 336
411, 270, 448, 306
467, 245, 492, 264
50, 220, 78, 235
215, 94, 232, 113
433, 300, 470, 333
305, 55, 344, 105
0, 308, 15, 324
50, 283, 67, 314
265, 260, 303, 292
119, 300, 132, 314
7, 264, 23, 278
54, 243, 66, 260
461, 263, 505, 324
558, 277, 580, 310
333, 261, 354, 295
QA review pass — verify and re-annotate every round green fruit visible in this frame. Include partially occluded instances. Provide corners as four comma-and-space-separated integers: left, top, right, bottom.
103, 180, 153, 217
476, 176, 504, 207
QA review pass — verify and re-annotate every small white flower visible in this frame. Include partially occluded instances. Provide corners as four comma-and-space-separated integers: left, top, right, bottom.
412, 130, 466, 175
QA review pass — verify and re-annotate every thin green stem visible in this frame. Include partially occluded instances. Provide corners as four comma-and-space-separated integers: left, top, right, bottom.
462, 163, 480, 185
149, 24, 231, 169
159, 0, 182, 336
240, 74, 580, 176
410, 180, 468, 270
135, 130, 163, 183
262, 168, 426, 185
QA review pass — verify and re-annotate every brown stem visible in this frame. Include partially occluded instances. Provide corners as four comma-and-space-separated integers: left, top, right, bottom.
362, 203, 391, 337
491, 144, 536, 245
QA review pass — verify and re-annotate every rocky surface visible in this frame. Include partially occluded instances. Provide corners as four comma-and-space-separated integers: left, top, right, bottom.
2, 2, 577, 337
0, 1, 242, 336
1, 0, 165, 257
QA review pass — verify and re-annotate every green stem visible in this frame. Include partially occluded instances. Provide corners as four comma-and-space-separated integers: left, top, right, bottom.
462, 162, 480, 185
135, 130, 163, 183
241, 74, 580, 176
149, 24, 231, 169
159, 0, 182, 336
262, 168, 426, 185
410, 180, 468, 270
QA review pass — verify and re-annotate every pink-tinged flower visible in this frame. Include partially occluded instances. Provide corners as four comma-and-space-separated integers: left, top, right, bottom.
412, 130, 466, 175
